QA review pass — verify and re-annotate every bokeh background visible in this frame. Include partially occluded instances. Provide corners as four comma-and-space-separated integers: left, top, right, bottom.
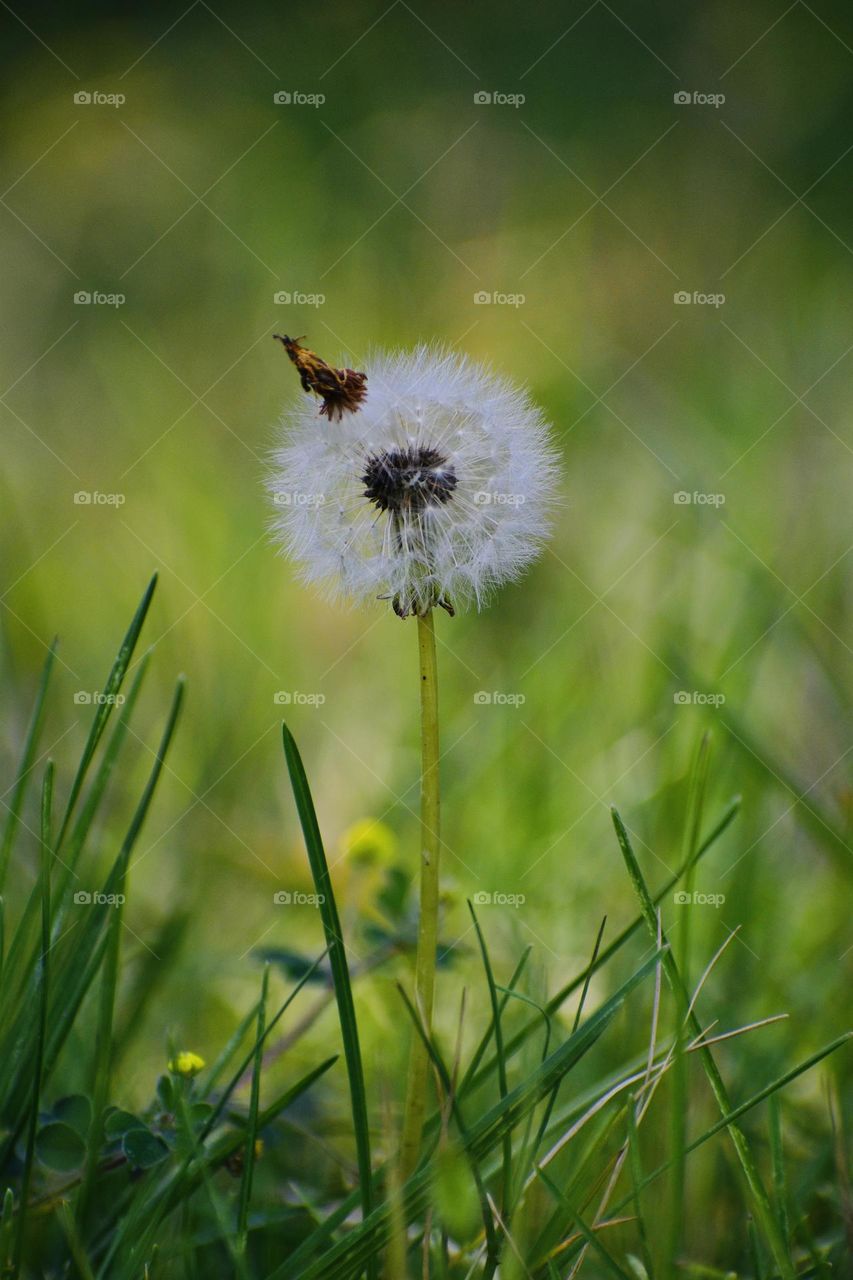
1, 0, 852, 1258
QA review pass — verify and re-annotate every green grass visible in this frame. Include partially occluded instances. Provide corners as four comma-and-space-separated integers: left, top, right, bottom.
3, 3, 853, 1272
0, 582, 848, 1275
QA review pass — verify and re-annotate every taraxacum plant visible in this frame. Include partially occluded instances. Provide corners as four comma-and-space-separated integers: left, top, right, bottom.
270, 334, 558, 1172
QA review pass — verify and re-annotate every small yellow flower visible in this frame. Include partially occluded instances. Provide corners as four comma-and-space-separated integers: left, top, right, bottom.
340, 818, 397, 866
169, 1051, 205, 1077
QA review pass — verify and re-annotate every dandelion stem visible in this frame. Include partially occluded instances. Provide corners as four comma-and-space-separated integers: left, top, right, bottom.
399, 608, 441, 1177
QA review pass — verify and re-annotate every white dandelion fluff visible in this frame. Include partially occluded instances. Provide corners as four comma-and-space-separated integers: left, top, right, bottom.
269, 343, 560, 617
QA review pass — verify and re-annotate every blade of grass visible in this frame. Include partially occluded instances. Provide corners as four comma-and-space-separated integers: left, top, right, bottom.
459, 945, 533, 1095
569, 1207, 634, 1280
77, 803, 137, 1227
56, 1202, 97, 1280
612, 805, 795, 1279
0, 638, 56, 891
528, 1106, 627, 1270
463, 797, 741, 1100
45, 675, 185, 1082
12, 762, 53, 1278
0, 653, 153, 1028
769, 1094, 789, 1248
173, 1083, 251, 1280
488, 981, 553, 1252
198, 951, 331, 1144
626, 1095, 654, 1280
281, 723, 374, 1271
396, 982, 500, 1273
510, 917, 607, 1220
748, 1213, 766, 1280
536, 1030, 852, 1266
237, 964, 269, 1253
668, 731, 711, 1277
275, 946, 665, 1280
672, 658, 851, 875
0, 676, 185, 1137
534, 1167, 633, 1280
572, 917, 608, 1038
468, 902, 512, 1219
112, 906, 189, 1067
56, 575, 157, 850
199, 998, 264, 1100
0, 1188, 15, 1276
54, 576, 156, 855
53, 649, 153, 906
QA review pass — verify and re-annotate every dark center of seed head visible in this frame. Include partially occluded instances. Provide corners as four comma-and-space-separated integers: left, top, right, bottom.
361, 446, 457, 514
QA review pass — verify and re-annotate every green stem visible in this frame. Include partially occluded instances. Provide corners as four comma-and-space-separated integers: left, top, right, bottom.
667, 732, 710, 1277
399, 609, 441, 1177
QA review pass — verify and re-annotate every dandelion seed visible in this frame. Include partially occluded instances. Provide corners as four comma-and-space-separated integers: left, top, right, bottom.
270, 344, 559, 618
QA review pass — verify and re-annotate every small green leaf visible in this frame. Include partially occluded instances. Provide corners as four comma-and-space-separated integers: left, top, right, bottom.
254, 948, 331, 985
156, 1074, 175, 1111
104, 1109, 147, 1140
53, 1094, 92, 1139
122, 1126, 169, 1169
375, 865, 409, 920
37, 1122, 86, 1172
432, 1142, 481, 1243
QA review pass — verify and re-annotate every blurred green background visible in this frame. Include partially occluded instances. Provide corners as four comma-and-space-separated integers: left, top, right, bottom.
1, 0, 851, 1257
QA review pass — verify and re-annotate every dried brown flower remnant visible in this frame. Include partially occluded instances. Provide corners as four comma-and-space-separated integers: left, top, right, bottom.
273, 334, 367, 421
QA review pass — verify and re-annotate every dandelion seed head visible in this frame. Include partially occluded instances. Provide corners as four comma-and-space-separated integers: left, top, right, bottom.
269, 345, 559, 616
